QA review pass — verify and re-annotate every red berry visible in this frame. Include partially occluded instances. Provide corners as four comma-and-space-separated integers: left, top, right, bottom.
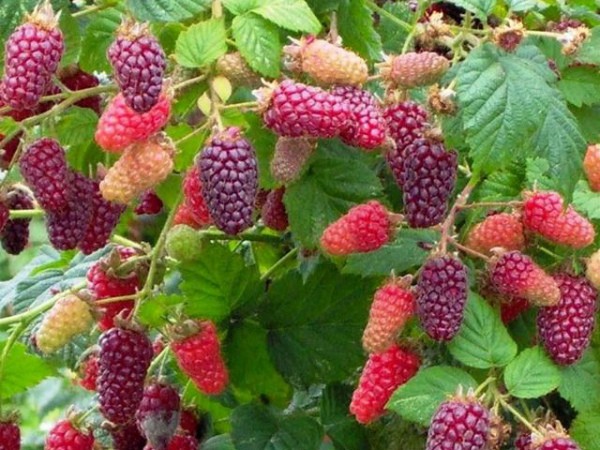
98, 326, 153, 425
426, 394, 491, 450
135, 190, 163, 215
537, 437, 581, 450
270, 137, 314, 184
1, 186, 34, 255
173, 203, 204, 230
350, 345, 420, 424
0, 419, 20, 450
320, 201, 395, 256
145, 434, 199, 450
198, 128, 257, 235
0, 203, 9, 233
331, 86, 387, 151
110, 423, 146, 450
108, 21, 166, 113
515, 431, 532, 450
489, 251, 560, 307
416, 255, 468, 341
465, 212, 525, 255
262, 188, 288, 231
584, 144, 600, 192
95, 92, 171, 153
171, 321, 229, 395
19, 138, 69, 212
178, 408, 198, 436
586, 248, 600, 290
522, 191, 595, 249
500, 297, 530, 324
45, 419, 94, 450
1, 3, 64, 110
78, 352, 99, 392
258, 80, 349, 138
136, 383, 181, 450
183, 166, 212, 226
380, 52, 449, 88
60, 67, 101, 114
537, 273, 597, 365
362, 277, 415, 353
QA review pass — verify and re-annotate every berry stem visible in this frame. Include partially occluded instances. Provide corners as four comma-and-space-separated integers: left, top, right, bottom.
94, 293, 140, 305
212, 0, 223, 19
365, 0, 411, 31
219, 101, 258, 111
72, 3, 112, 18
147, 345, 170, 379
439, 176, 480, 254
173, 74, 207, 92
498, 397, 539, 436
260, 247, 299, 282
450, 238, 492, 263
200, 230, 284, 244
174, 121, 211, 145
111, 234, 146, 250
8, 209, 45, 219
458, 200, 524, 210
473, 376, 496, 396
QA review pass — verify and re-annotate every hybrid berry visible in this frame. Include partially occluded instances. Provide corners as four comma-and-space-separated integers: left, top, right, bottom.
584, 144, 600, 191
173, 203, 204, 230
178, 408, 199, 436
145, 434, 199, 450
515, 431, 532, 450
270, 137, 314, 184
183, 166, 212, 226
586, 248, 600, 290
262, 188, 288, 232
78, 352, 99, 392
0, 204, 9, 233
136, 383, 181, 450
216, 52, 261, 88
500, 297, 530, 324
0, 419, 20, 450
110, 423, 146, 450
45, 419, 94, 450
59, 66, 102, 114
379, 52, 449, 88
165, 225, 203, 262
135, 191, 163, 215
465, 212, 525, 255
1, 186, 34, 255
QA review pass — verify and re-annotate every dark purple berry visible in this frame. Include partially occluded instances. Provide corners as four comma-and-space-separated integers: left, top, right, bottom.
136, 383, 181, 450
198, 127, 258, 235
60, 67, 102, 115
417, 255, 468, 341
1, 186, 34, 255
135, 190, 163, 215
110, 423, 146, 450
0, 203, 9, 233
0, 419, 20, 450
262, 188, 288, 232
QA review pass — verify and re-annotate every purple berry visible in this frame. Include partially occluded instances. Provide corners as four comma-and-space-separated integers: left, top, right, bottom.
135, 190, 163, 215
110, 423, 146, 450
135, 383, 181, 450
1, 186, 34, 255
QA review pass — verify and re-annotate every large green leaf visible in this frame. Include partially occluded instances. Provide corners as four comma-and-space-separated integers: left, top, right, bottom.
223, 0, 264, 15
559, 349, 600, 412
175, 19, 227, 68
0, 342, 55, 399
59, 11, 81, 68
320, 384, 369, 450
55, 107, 101, 173
0, 0, 67, 44
577, 26, 600, 65
252, 0, 321, 34
573, 181, 600, 220
126, 0, 210, 22
232, 14, 281, 78
504, 346, 561, 398
558, 66, 600, 107
79, 7, 123, 74
571, 411, 600, 450
446, 0, 495, 20
338, 0, 383, 61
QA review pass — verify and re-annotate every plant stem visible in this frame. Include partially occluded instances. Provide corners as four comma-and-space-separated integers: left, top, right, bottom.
450, 239, 492, 263
173, 74, 207, 91
200, 230, 283, 244
439, 176, 480, 254
9, 209, 45, 219
72, 4, 109, 18
212, 0, 223, 18
174, 121, 211, 145
365, 0, 412, 31
458, 201, 523, 210
111, 234, 146, 250
94, 293, 140, 305
474, 376, 496, 396
498, 397, 539, 435
147, 346, 170, 379
219, 101, 258, 111
260, 248, 299, 281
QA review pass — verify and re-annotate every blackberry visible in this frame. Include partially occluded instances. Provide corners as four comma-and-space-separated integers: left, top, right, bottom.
198, 127, 258, 235
262, 188, 288, 231
136, 383, 181, 450
135, 190, 163, 215
1, 186, 34, 255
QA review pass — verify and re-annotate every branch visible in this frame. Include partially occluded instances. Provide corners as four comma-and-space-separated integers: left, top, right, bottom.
200, 230, 284, 244
439, 177, 480, 254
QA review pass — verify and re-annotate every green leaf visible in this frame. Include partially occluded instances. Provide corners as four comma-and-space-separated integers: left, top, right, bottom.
137, 294, 184, 328
577, 26, 600, 65
223, 0, 264, 15
525, 157, 554, 191
571, 105, 600, 142
126, 0, 210, 22
343, 229, 439, 277
448, 292, 518, 369
0, 342, 54, 398
54, 107, 101, 173
203, 435, 236, 450
0, 117, 19, 136
285, 141, 383, 248
58, 11, 81, 67
387, 366, 478, 426
573, 180, 600, 220
445, 0, 495, 19
504, 346, 561, 398
558, 66, 600, 107
259, 263, 374, 386
320, 384, 369, 450
175, 19, 228, 68
0, 0, 68, 43
79, 7, 123, 73
179, 243, 262, 321
231, 404, 323, 450
337, 0, 383, 61
570, 411, 600, 450
559, 350, 600, 412
232, 14, 281, 78
378, 3, 412, 53
506, 0, 540, 12
252, 0, 321, 34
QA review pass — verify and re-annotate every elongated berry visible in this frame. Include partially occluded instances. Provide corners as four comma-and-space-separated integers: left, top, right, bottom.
262, 188, 288, 232
178, 408, 199, 436
45, 419, 94, 450
216, 52, 261, 88
350, 345, 420, 424
59, 66, 101, 114
136, 383, 181, 450
584, 144, 600, 192
183, 166, 212, 226
465, 212, 525, 255
531, 425, 581, 450
0, 419, 20, 450
78, 352, 99, 392
270, 137, 314, 184
585, 248, 600, 289
1, 186, 34, 255
515, 431, 532, 450
0, 203, 9, 233
379, 52, 449, 88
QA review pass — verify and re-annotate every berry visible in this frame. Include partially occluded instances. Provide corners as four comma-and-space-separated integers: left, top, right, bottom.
108, 20, 166, 113
332, 86, 387, 151
379, 52, 449, 88
145, 434, 199, 450
465, 213, 525, 255
46, 171, 95, 250
165, 225, 204, 262
100, 137, 174, 205
416, 255, 468, 341
35, 294, 94, 354
515, 431, 532, 450
426, 394, 491, 450
19, 138, 69, 212
171, 321, 229, 395
0, 203, 9, 233
59, 66, 102, 114
522, 191, 595, 249
183, 166, 212, 226
363, 278, 415, 354
78, 352, 99, 392
403, 139, 457, 228
198, 128, 258, 235
349, 345, 420, 424
78, 180, 125, 255
1, 186, 34, 255
216, 52, 261, 88
110, 423, 146, 450
489, 251, 560, 307
0, 419, 20, 450
98, 326, 153, 425
262, 188, 288, 231
535, 437, 581, 450
45, 419, 94, 450
321, 201, 396, 256
135, 190, 163, 215
500, 297, 530, 324
284, 36, 368, 86
537, 273, 597, 365
584, 144, 600, 191
178, 409, 199, 436
586, 248, 600, 289
1, 3, 64, 110
173, 203, 204, 230
270, 137, 314, 184
0, 100, 37, 168
95, 92, 171, 153
257, 80, 349, 138
136, 383, 181, 450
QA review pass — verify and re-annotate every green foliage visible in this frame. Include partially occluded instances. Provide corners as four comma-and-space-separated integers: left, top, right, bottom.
504, 346, 561, 398
126, 0, 211, 22
175, 19, 228, 68
0, 342, 54, 399
232, 14, 281, 78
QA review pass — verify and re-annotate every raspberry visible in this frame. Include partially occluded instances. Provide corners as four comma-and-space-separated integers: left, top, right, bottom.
1, 3, 64, 110
198, 127, 258, 235
95, 92, 171, 153
46, 170, 95, 250
515, 431, 532, 450
135, 190, 163, 215
416, 255, 468, 341
465, 212, 525, 255
321, 201, 396, 256
257, 80, 349, 138
19, 138, 69, 212
426, 394, 491, 450
585, 144, 600, 192
170, 320, 229, 395
403, 139, 457, 228
270, 137, 314, 184
500, 297, 530, 324
178, 408, 199, 436
78, 180, 125, 255
379, 52, 449, 88
363, 277, 415, 354
284, 36, 368, 86
100, 137, 174, 205
108, 20, 166, 113
98, 326, 153, 425
145, 434, 199, 450
1, 186, 34, 255
136, 383, 181, 450
522, 191, 595, 249
110, 423, 146, 450
216, 52, 261, 88
349, 345, 420, 424
173, 203, 204, 230
78, 352, 99, 392
0, 419, 20, 450
59, 66, 102, 114
0, 203, 9, 233
262, 188, 288, 231
45, 419, 94, 450
183, 166, 212, 226
35, 294, 94, 354
490, 251, 560, 306
332, 86, 387, 151
165, 225, 204, 262
537, 273, 597, 365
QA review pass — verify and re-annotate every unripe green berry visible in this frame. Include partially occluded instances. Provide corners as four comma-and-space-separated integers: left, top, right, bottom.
165, 224, 203, 262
